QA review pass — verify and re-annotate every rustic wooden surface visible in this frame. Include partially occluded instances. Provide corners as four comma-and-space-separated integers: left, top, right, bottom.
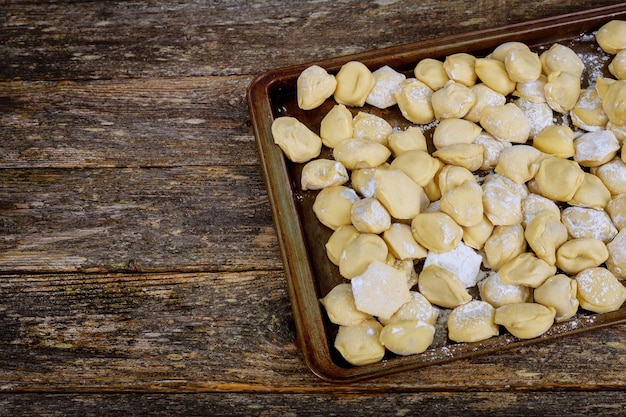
1, 1, 626, 415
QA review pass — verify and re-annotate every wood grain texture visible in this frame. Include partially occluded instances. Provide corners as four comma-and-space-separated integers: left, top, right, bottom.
1, 0, 626, 415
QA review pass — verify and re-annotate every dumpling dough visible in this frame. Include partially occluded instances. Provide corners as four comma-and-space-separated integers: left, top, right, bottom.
443, 53, 477, 87
297, 65, 337, 110
494, 303, 556, 339
498, 252, 557, 288
325, 225, 360, 266
350, 197, 391, 234
575, 267, 626, 313
481, 173, 528, 226
524, 210, 568, 266
478, 272, 533, 308
544, 71, 581, 114
432, 118, 482, 149
320, 283, 371, 326
606, 229, 626, 279
561, 206, 618, 243
464, 83, 507, 123
301, 159, 349, 190
532, 125, 575, 159
271, 116, 322, 163
375, 168, 425, 220
539, 43, 584, 76
483, 224, 526, 270
353, 111, 393, 146
569, 172, 612, 210
379, 320, 435, 356
504, 47, 542, 83
387, 126, 428, 157
594, 158, 626, 196
383, 223, 427, 261
312, 185, 360, 230
596, 20, 626, 54
366, 65, 406, 109
574, 130, 620, 167
320, 104, 353, 148
414, 58, 449, 91
439, 179, 484, 227
480, 103, 531, 143
534, 157, 585, 202
351, 260, 412, 320
606, 193, 626, 230
380, 291, 439, 326
534, 274, 579, 322
431, 81, 476, 119
447, 300, 499, 343
556, 238, 609, 275
417, 264, 472, 308
411, 211, 463, 254
333, 138, 391, 170
395, 79, 435, 124
333, 61, 375, 107
494, 144, 545, 184
474, 58, 516, 95
334, 319, 385, 366
570, 88, 608, 131
423, 242, 483, 288
339, 233, 388, 279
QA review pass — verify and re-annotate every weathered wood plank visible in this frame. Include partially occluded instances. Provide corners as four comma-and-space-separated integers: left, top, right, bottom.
0, 271, 624, 393
0, 76, 257, 168
0, 167, 281, 273
0, 392, 625, 417
2, 1, 624, 81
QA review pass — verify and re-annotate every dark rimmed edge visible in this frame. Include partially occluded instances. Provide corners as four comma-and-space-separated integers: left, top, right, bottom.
246, 3, 626, 383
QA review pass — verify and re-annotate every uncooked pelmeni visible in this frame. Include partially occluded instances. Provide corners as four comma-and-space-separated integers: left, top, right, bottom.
478, 272, 533, 308
333, 61, 375, 107
418, 264, 472, 308
570, 88, 608, 131
521, 193, 562, 228
432, 118, 482, 149
447, 300, 499, 343
350, 197, 391, 234
312, 185, 360, 230
524, 210, 568, 266
556, 238, 609, 275
382, 223, 428, 261
439, 179, 484, 227
301, 158, 349, 191
271, 116, 322, 163
325, 225, 360, 266
480, 103, 531, 143
561, 206, 618, 243
534, 157, 585, 202
544, 70, 581, 114
296, 65, 337, 110
494, 144, 545, 184
514, 98, 554, 137
352, 111, 393, 146
481, 173, 528, 226
504, 47, 542, 82
514, 74, 547, 103
431, 81, 476, 119
379, 291, 439, 326
494, 303, 556, 339
334, 319, 385, 366
539, 43, 584, 76
575, 267, 626, 313
464, 83, 507, 123
606, 193, 626, 230
414, 58, 449, 91
366, 65, 406, 109
411, 211, 463, 254
498, 252, 557, 288
437, 164, 477, 194
423, 242, 484, 288
532, 125, 575, 159
374, 168, 425, 220
568, 172, 612, 210
533, 274, 579, 322
319, 104, 353, 148
320, 283, 372, 326
379, 320, 435, 356
596, 20, 626, 54
389, 149, 441, 187
433, 143, 484, 172
395, 79, 435, 124
474, 58, 516, 95
483, 224, 526, 271
462, 215, 494, 250
474, 132, 512, 170
608, 49, 626, 79
574, 130, 620, 167
333, 138, 391, 170
339, 233, 388, 279
593, 158, 626, 196
443, 53, 477, 87
351, 260, 412, 320
606, 229, 626, 279
387, 126, 428, 157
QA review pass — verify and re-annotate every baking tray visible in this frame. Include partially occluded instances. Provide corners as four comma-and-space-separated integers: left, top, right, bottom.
247, 4, 626, 382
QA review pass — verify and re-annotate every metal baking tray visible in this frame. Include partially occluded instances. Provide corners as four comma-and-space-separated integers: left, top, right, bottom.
247, 4, 626, 382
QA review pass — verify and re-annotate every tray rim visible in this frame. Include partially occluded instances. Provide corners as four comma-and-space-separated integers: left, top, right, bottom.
246, 3, 626, 383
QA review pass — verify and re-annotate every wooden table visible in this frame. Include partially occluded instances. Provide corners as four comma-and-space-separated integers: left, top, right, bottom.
1, 1, 625, 415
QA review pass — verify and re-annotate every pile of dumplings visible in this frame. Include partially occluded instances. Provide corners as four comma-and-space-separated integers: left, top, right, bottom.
271, 20, 626, 366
